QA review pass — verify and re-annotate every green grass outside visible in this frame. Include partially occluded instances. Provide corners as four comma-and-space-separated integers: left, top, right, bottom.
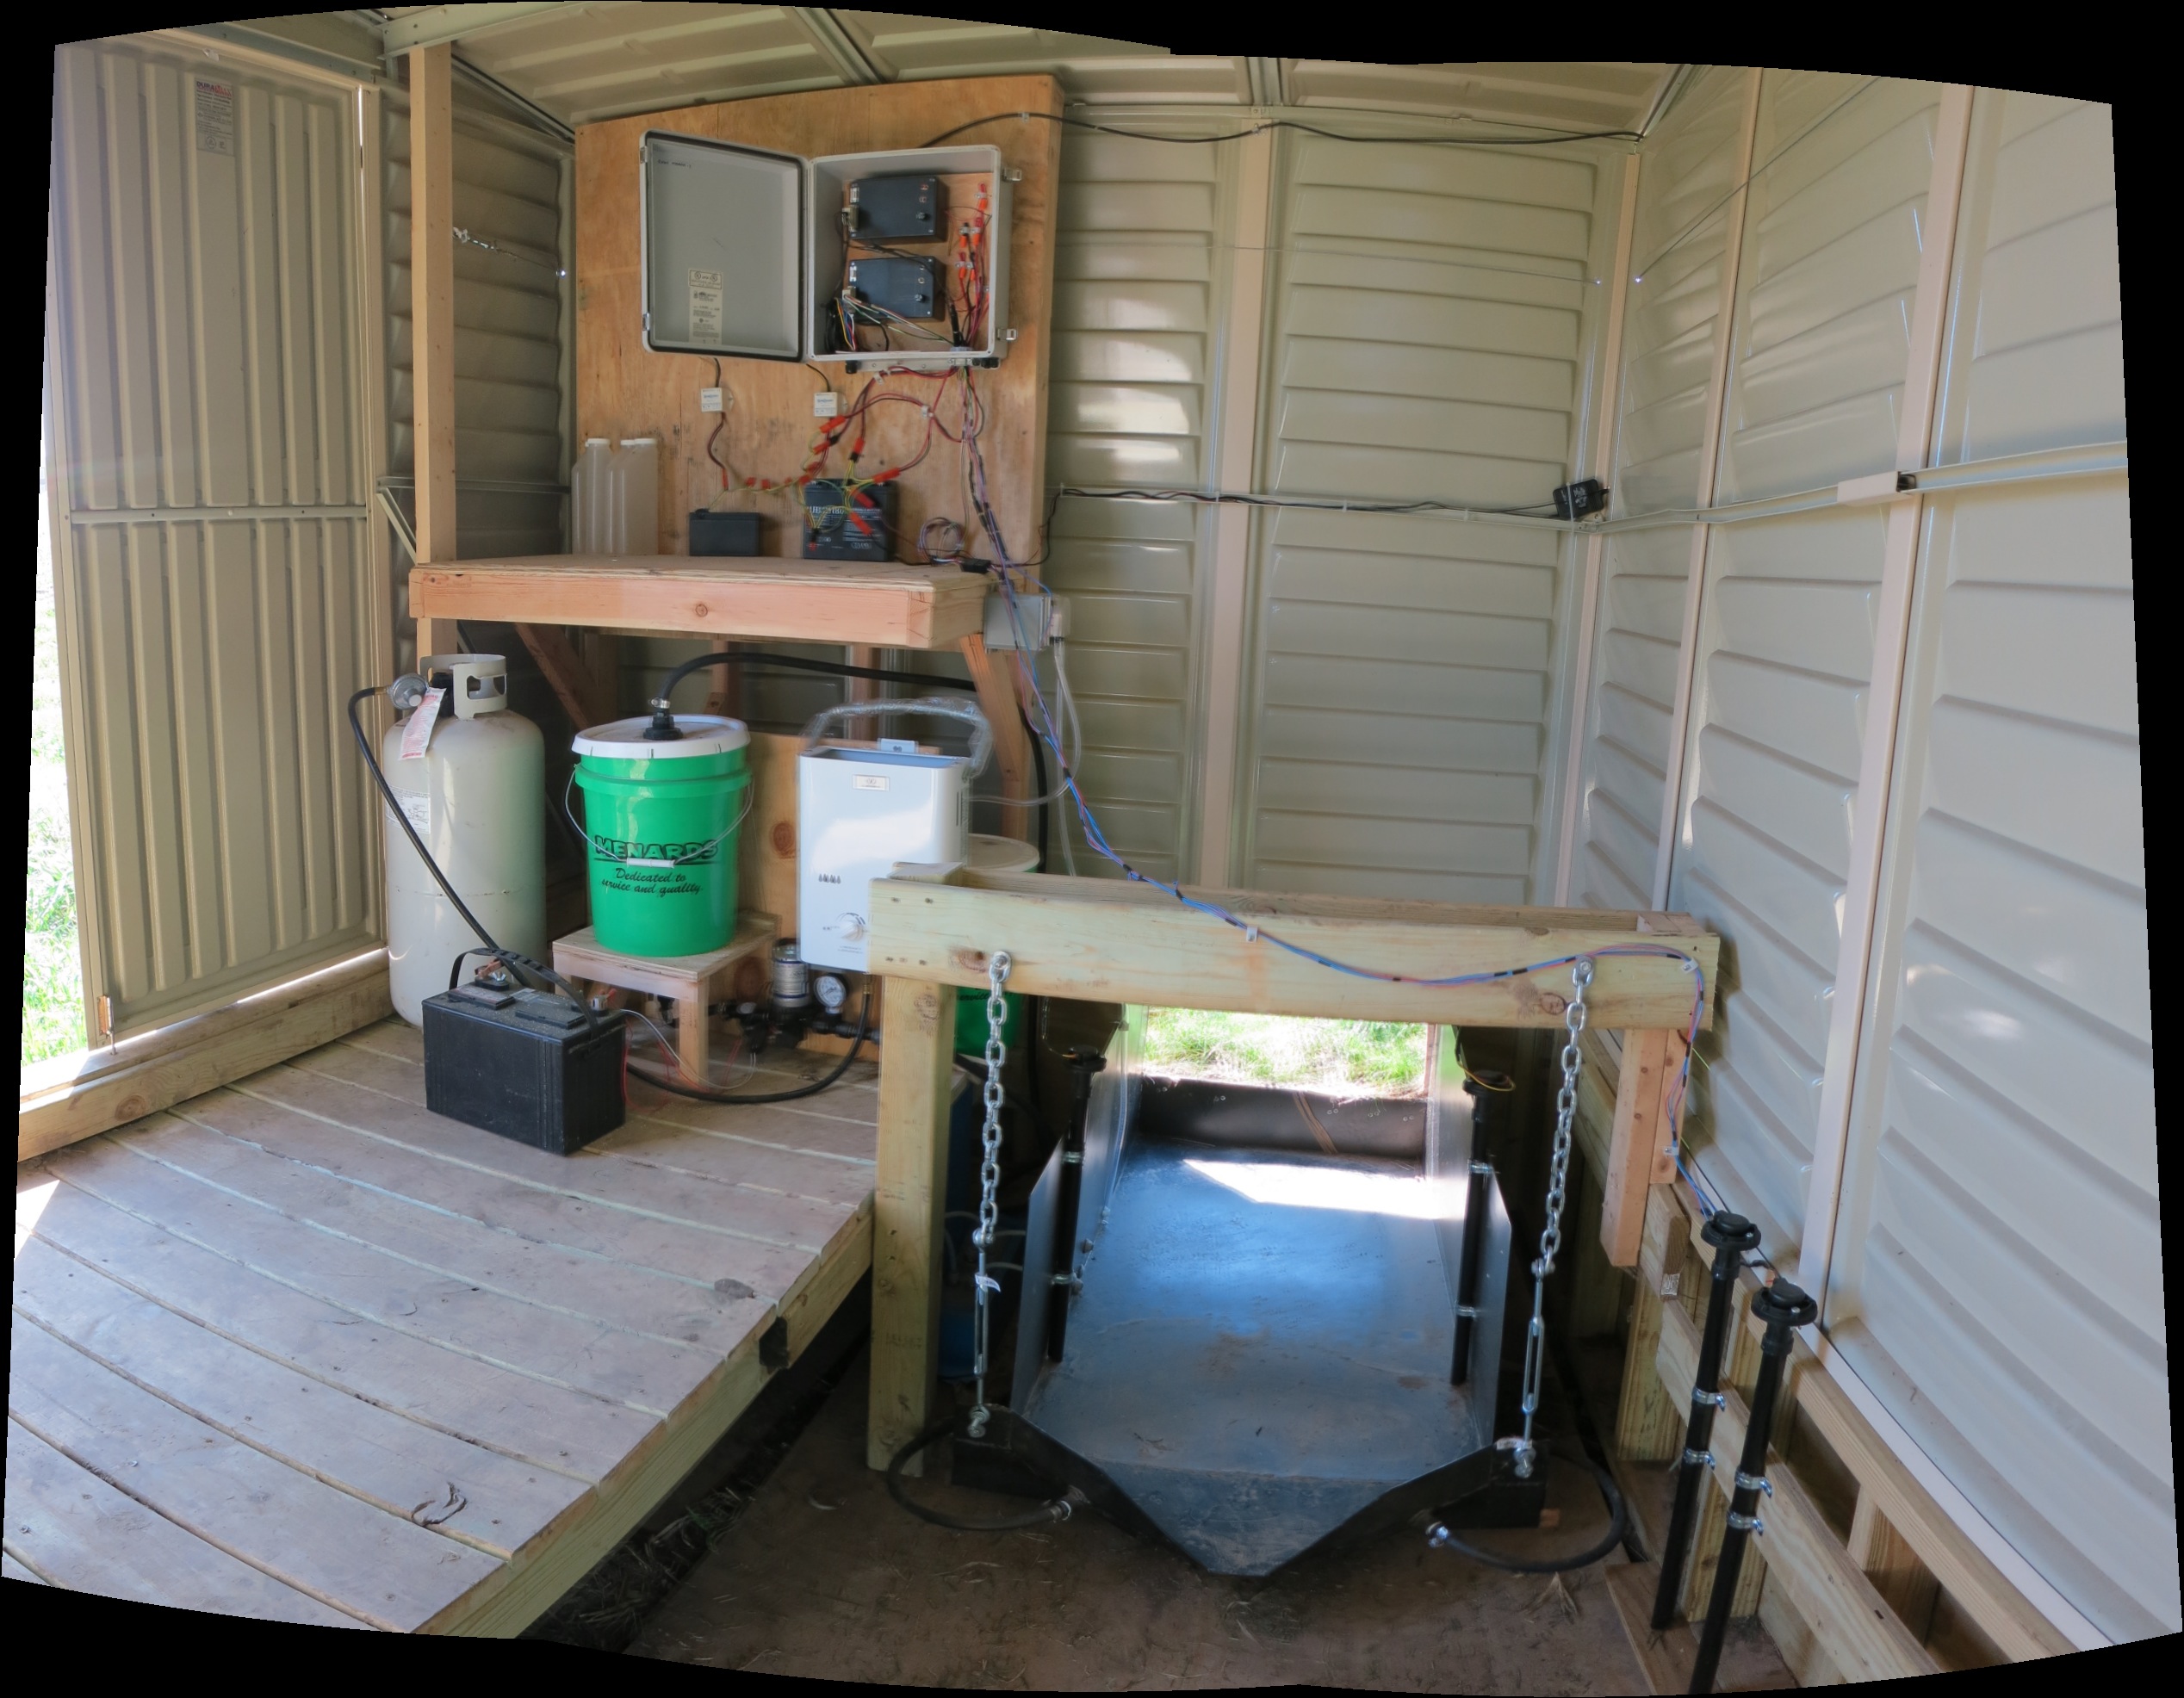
26, 499, 87, 1068
1140, 1007, 1427, 1097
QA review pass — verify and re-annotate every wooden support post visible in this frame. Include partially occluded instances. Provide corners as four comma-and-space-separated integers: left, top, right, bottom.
409, 41, 457, 664
1852, 1490, 1943, 1641
1602, 1026, 1685, 1267
1616, 1190, 1689, 1464
867, 976, 958, 1472
516, 624, 612, 731
1654, 1293, 1938, 1680
959, 630, 1032, 833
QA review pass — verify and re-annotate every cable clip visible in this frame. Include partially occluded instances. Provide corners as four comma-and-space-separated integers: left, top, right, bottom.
1727, 1510, 1765, 1535
1682, 1447, 1715, 1468
1734, 1472, 1773, 1497
1691, 1388, 1726, 1409
1244, 924, 1259, 944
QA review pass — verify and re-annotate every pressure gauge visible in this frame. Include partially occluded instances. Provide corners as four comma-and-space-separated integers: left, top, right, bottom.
814, 973, 848, 1018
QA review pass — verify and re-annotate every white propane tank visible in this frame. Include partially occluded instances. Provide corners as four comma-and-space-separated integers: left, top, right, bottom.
382, 654, 547, 1025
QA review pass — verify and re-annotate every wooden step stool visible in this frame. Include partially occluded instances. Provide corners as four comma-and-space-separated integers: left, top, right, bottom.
553, 914, 776, 1082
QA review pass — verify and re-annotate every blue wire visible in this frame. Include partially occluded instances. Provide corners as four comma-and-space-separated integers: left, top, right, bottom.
991, 575, 1714, 1150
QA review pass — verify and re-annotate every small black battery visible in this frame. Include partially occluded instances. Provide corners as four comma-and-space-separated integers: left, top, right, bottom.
847, 173, 940, 239
847, 256, 939, 320
422, 984, 626, 1156
688, 509, 762, 556
801, 479, 897, 561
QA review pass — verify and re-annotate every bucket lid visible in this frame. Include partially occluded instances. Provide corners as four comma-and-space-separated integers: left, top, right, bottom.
574, 715, 749, 759
969, 833, 1039, 873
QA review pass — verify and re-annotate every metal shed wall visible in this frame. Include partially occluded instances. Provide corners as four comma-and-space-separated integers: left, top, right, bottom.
1567, 71, 2152, 1645
1663, 74, 1948, 1261
379, 82, 571, 671
1818, 90, 2163, 1641
1234, 133, 1619, 902
1567, 65, 1751, 911
1039, 126, 1234, 883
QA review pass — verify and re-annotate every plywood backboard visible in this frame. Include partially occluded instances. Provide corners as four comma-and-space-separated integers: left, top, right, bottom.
575, 77, 1064, 564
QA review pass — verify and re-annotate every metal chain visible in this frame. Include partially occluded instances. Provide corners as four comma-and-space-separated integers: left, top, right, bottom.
965, 950, 1011, 1439
1515, 955, 1592, 1478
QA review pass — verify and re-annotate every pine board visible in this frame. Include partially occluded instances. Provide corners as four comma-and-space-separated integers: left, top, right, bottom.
9, 1019, 878, 1633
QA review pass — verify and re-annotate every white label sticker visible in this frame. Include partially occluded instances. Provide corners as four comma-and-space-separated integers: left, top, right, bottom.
195, 79, 234, 156
392, 790, 431, 837
852, 774, 889, 791
400, 688, 444, 759
688, 267, 723, 344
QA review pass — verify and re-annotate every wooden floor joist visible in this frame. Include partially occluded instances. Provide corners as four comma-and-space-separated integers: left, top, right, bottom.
8, 1019, 880, 1633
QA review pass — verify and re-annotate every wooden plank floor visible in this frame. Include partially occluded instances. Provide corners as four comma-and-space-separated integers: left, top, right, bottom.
8, 1019, 878, 1633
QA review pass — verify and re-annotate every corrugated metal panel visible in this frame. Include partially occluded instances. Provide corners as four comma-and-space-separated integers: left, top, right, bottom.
1281, 62, 1673, 130
1039, 129, 1225, 882
48, 38, 381, 1036
1716, 76, 1941, 502
1567, 65, 1749, 911
1824, 94, 2166, 1642
382, 90, 569, 554
1664, 76, 1945, 1257
388, 8, 1673, 129
1237, 134, 1616, 902
425, 4, 843, 122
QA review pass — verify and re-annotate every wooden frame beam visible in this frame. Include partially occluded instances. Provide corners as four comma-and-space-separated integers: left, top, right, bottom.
409, 41, 460, 660
867, 871, 1716, 1029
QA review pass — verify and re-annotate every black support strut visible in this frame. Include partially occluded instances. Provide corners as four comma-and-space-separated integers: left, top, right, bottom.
1045, 1047, 1105, 1361
1688, 1279, 1819, 1695
1652, 1212, 1761, 1628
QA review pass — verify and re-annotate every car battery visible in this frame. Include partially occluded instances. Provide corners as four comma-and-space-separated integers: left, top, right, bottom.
801, 479, 897, 561
422, 982, 627, 1155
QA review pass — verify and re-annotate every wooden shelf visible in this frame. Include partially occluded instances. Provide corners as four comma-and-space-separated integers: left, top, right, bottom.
408, 555, 990, 649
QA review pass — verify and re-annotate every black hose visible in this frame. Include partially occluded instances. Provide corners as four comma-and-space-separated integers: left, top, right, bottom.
885, 1414, 1074, 1532
626, 993, 872, 1106
656, 647, 979, 704
1425, 1451, 1629, 1575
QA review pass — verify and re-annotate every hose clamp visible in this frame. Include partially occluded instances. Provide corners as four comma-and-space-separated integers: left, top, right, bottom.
1727, 1510, 1765, 1534
1682, 1447, 1715, 1468
1691, 1387, 1726, 1409
1734, 1472, 1773, 1497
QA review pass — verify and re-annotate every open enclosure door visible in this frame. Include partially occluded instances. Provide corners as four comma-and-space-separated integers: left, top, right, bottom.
45, 35, 386, 1049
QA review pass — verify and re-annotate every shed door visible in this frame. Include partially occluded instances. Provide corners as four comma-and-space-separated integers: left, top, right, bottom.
47, 38, 383, 1040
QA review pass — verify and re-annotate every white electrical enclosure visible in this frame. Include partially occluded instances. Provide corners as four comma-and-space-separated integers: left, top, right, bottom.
641, 134, 1009, 369
798, 746, 970, 970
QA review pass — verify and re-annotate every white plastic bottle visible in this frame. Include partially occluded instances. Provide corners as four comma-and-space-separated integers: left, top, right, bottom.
607, 436, 660, 554
571, 437, 610, 553
382, 654, 547, 1025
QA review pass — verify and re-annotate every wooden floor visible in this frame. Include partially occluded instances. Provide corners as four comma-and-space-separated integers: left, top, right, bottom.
8, 1019, 878, 1633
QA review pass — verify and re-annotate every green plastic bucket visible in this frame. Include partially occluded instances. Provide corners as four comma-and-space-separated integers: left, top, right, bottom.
571, 715, 750, 957
957, 986, 1027, 1051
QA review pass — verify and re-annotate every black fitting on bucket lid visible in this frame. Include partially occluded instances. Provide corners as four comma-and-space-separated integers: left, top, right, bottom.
1752, 1279, 1819, 1344
1701, 1212, 1762, 1255
641, 699, 683, 741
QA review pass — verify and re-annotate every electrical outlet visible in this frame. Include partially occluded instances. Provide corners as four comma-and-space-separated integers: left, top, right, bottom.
698, 387, 723, 413
813, 390, 839, 418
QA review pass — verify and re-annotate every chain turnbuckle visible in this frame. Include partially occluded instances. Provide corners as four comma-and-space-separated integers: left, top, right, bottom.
1514, 956, 1591, 1478
965, 950, 1011, 1439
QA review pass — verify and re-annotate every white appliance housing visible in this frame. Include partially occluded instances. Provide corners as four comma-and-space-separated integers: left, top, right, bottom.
798, 746, 970, 971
